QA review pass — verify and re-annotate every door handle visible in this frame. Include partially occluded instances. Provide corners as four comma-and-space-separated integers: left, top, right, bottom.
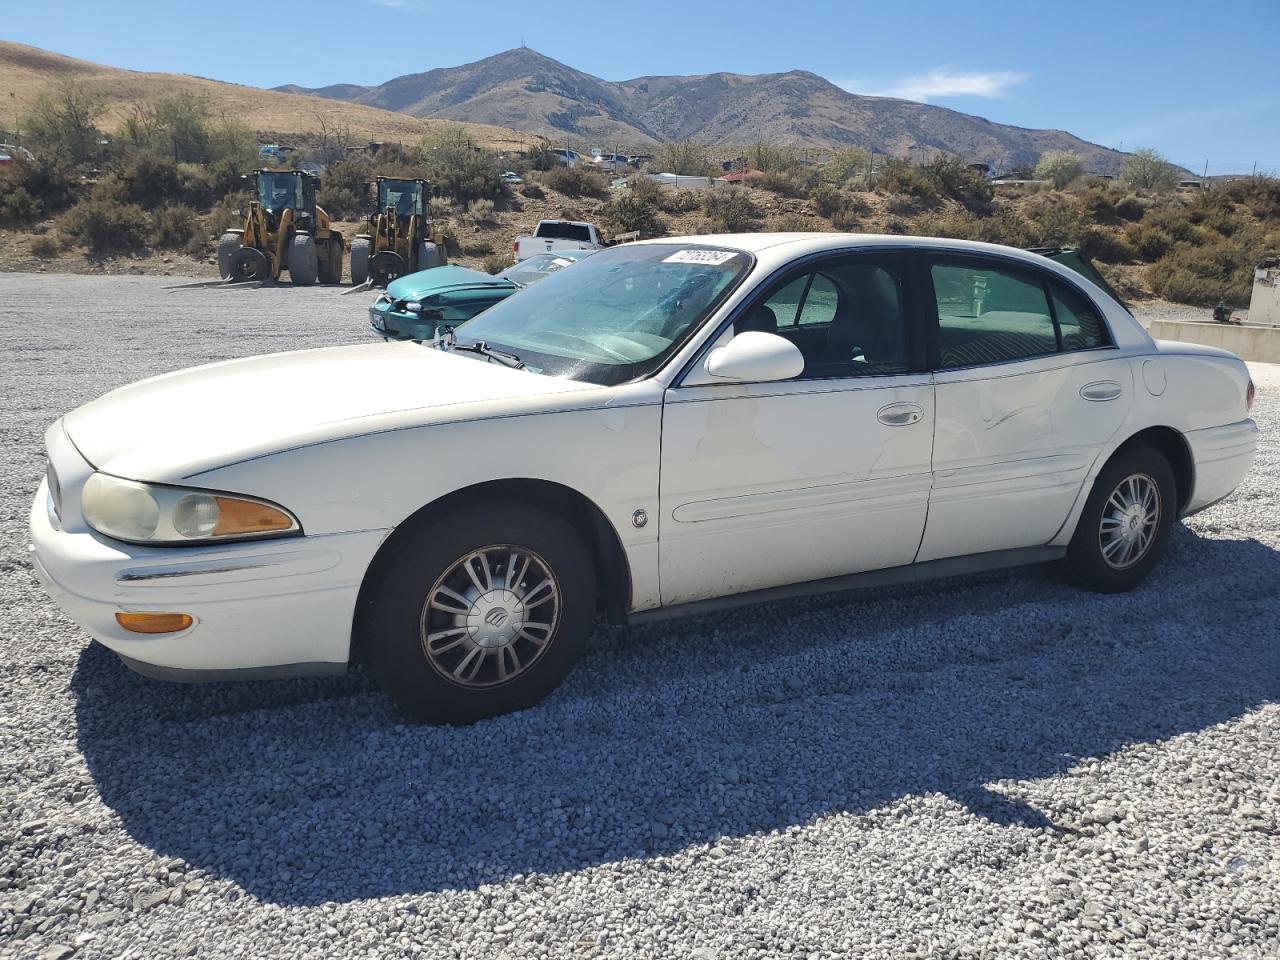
877, 402, 924, 426
1080, 380, 1122, 402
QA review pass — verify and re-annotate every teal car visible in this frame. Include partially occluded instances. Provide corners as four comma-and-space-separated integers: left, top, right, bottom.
369, 252, 593, 342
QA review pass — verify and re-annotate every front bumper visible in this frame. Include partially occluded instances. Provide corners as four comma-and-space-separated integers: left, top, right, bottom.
29, 478, 389, 680
369, 303, 433, 342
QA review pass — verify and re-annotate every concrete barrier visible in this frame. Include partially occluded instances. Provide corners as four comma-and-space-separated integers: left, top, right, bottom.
1148, 319, 1280, 364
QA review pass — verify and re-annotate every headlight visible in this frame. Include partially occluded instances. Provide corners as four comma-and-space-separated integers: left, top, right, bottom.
403, 301, 422, 313
81, 473, 301, 545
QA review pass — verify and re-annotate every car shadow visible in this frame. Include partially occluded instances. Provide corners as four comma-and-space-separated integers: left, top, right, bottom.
73, 526, 1280, 905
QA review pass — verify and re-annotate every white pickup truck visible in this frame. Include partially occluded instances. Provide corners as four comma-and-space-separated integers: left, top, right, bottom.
513, 220, 607, 262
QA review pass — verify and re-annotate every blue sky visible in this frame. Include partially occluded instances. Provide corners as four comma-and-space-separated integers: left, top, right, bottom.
6, 0, 1278, 173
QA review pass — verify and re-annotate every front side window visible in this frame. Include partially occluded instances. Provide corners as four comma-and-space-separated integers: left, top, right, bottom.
739, 254, 909, 379
931, 260, 1057, 368
452, 244, 751, 385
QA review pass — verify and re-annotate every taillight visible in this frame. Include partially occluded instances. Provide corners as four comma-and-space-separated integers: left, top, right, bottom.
513, 241, 518, 254
1246, 378, 1255, 412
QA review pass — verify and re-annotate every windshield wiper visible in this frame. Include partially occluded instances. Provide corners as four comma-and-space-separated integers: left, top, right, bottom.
448, 340, 526, 369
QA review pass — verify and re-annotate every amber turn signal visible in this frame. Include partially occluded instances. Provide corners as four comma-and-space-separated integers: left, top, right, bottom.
212, 496, 295, 536
115, 612, 194, 634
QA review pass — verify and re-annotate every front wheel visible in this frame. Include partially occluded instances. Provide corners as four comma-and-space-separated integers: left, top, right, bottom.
288, 232, 318, 286
350, 236, 371, 286
216, 230, 243, 279
359, 503, 597, 724
1065, 446, 1176, 592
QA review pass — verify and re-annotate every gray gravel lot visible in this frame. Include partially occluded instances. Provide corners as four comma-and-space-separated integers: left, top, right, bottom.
1, 272, 1277, 960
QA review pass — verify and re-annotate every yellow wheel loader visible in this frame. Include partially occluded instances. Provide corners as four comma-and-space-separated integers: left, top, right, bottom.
349, 177, 446, 287
217, 170, 344, 285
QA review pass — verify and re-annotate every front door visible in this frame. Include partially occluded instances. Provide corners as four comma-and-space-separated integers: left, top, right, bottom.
658, 251, 935, 606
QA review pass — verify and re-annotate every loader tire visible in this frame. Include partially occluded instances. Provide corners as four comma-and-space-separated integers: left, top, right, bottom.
289, 233, 318, 286
350, 236, 371, 286
318, 237, 343, 284
217, 231, 243, 279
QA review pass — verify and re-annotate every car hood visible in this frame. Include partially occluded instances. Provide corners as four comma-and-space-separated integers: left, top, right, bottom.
63, 341, 604, 482
385, 264, 515, 301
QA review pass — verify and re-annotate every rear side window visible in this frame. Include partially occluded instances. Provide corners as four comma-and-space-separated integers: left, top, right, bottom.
1051, 279, 1108, 349
931, 261, 1057, 368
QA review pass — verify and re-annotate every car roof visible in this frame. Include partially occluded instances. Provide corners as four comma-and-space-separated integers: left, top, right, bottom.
386, 264, 516, 298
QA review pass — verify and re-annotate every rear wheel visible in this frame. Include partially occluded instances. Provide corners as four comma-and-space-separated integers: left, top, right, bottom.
359, 502, 597, 724
350, 236, 371, 286
1065, 446, 1176, 592
289, 233, 318, 286
216, 230, 243, 279
318, 237, 342, 284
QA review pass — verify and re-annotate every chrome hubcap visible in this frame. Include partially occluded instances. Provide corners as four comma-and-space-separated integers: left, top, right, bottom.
420, 545, 559, 688
1099, 473, 1161, 570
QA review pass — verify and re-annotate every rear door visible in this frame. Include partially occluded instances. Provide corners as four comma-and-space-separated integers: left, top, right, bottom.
917, 252, 1133, 561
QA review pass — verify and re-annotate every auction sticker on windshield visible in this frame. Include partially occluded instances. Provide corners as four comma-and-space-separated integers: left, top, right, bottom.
662, 249, 739, 265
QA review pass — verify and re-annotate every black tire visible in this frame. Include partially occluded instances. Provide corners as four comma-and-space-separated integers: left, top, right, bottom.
1064, 445, 1177, 593
227, 246, 268, 283
359, 502, 597, 724
416, 240, 443, 271
288, 232, 318, 286
318, 237, 342, 284
350, 236, 371, 286
216, 230, 243, 279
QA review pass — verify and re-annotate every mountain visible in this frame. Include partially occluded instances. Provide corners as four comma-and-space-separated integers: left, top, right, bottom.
276, 48, 1124, 172
0, 42, 524, 148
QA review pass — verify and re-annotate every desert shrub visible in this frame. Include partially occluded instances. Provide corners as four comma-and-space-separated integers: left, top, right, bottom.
0, 186, 40, 225
151, 204, 199, 247
876, 158, 939, 204
885, 193, 923, 216
420, 125, 504, 204
317, 158, 373, 219
746, 168, 809, 197
462, 239, 495, 257
1120, 148, 1179, 192
93, 155, 186, 209
601, 194, 665, 237
60, 198, 151, 252
920, 154, 994, 216
1034, 151, 1084, 189
1147, 236, 1253, 306
0, 160, 79, 223
1096, 262, 1145, 301
1077, 225, 1136, 264
829, 207, 862, 232
811, 184, 848, 218
543, 164, 608, 199
744, 142, 800, 173
1124, 222, 1173, 261
915, 209, 1034, 248
30, 234, 62, 258
1220, 175, 1280, 220
482, 253, 508, 274
823, 147, 872, 186
466, 198, 497, 224
703, 187, 761, 231
1113, 195, 1147, 221
19, 79, 107, 165
661, 187, 703, 214
883, 217, 907, 234
520, 182, 546, 200
1077, 188, 1119, 225
1030, 200, 1088, 246
649, 141, 716, 178
773, 214, 817, 232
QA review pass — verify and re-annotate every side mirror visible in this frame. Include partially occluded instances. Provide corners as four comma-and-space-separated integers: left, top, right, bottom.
704, 331, 803, 383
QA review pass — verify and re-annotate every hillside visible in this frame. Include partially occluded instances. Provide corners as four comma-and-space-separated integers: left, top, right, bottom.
276, 48, 1126, 172
0, 42, 526, 148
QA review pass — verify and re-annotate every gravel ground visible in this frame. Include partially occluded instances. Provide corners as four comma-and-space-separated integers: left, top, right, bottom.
1, 272, 1277, 960
1130, 300, 1248, 326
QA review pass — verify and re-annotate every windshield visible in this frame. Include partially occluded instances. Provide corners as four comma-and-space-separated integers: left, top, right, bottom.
450, 243, 751, 385
379, 180, 423, 217
499, 253, 586, 287
536, 222, 592, 243
258, 173, 303, 211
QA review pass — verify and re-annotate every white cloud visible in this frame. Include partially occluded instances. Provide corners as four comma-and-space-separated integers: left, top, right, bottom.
843, 69, 1028, 102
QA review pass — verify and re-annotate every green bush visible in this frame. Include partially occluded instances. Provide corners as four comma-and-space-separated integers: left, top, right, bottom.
649, 141, 716, 178
60, 199, 151, 253
420, 125, 504, 205
745, 168, 809, 197
773, 214, 817, 232
0, 160, 79, 224
19, 79, 107, 165
876, 158, 940, 204
462, 239, 495, 257
744, 142, 800, 173
543, 164, 608, 199
1124, 222, 1173, 261
1113, 195, 1147, 221
822, 147, 872, 187
920, 154, 994, 216
482, 253, 509, 274
1078, 225, 1136, 264
885, 193, 923, 216
1034, 151, 1084, 189
702, 187, 761, 231
1031, 201, 1088, 246
1120, 148, 1179, 192
151, 205, 199, 248
601, 194, 665, 237
1147, 236, 1253, 306
0, 185, 39, 225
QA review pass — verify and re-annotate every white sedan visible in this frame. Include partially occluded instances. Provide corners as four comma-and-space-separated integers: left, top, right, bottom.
30, 234, 1258, 723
